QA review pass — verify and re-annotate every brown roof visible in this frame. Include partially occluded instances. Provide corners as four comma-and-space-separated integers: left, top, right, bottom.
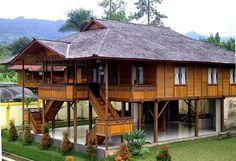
2, 18, 235, 65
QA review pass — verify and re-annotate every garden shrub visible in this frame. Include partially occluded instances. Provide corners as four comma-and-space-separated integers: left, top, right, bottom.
156, 144, 171, 161
115, 142, 130, 161
65, 155, 74, 161
60, 130, 73, 155
23, 124, 33, 145
123, 130, 149, 156
86, 143, 97, 161
40, 124, 53, 150
8, 119, 18, 141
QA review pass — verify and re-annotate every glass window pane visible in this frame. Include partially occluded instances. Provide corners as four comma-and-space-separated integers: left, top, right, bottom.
208, 68, 212, 84
175, 67, 180, 84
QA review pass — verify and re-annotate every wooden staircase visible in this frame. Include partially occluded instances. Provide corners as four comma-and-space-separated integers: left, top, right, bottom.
25, 100, 64, 133
86, 88, 120, 145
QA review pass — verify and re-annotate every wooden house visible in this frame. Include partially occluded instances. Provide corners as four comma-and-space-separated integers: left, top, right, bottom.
3, 18, 235, 150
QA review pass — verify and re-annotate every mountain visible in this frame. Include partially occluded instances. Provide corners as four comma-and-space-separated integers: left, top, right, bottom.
0, 17, 72, 44
185, 31, 232, 42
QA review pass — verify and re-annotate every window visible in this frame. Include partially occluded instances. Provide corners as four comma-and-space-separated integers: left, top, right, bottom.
174, 67, 186, 85
230, 68, 236, 84
208, 67, 218, 84
132, 64, 144, 85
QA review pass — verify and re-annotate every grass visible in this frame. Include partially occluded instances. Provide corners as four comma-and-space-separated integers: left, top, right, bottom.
2, 130, 88, 161
2, 128, 236, 161
49, 118, 95, 129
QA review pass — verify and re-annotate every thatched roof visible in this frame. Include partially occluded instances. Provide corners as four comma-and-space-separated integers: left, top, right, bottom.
4, 18, 236, 65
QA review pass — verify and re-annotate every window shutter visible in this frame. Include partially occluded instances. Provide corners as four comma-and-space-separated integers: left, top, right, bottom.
208, 68, 212, 84
175, 67, 180, 84
213, 68, 217, 84
181, 67, 186, 84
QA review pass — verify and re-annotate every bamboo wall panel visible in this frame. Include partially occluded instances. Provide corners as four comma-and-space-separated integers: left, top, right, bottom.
120, 62, 131, 84
144, 62, 156, 85
187, 66, 194, 97
223, 68, 230, 96
165, 64, 174, 98
174, 86, 187, 97
218, 67, 223, 95
156, 64, 164, 98
195, 67, 202, 96
201, 67, 208, 96
207, 85, 218, 96
230, 85, 236, 96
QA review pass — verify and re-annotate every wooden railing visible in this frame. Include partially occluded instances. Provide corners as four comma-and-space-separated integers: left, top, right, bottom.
38, 84, 88, 100
96, 117, 133, 136
101, 85, 157, 100
88, 89, 105, 118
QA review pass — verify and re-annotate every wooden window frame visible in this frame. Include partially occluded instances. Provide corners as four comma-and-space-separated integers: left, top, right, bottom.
230, 68, 236, 84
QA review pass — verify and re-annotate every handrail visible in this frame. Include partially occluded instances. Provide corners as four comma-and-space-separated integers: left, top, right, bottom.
99, 89, 120, 118
88, 89, 105, 118
101, 84, 157, 91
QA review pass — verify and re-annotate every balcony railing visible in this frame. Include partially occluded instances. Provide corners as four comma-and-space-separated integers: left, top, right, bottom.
38, 84, 88, 101
96, 117, 133, 136
101, 85, 157, 101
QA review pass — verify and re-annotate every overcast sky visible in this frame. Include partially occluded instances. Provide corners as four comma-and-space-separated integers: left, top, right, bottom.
0, 0, 235, 36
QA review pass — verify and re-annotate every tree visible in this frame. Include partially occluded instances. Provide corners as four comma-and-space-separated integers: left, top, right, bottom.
59, 9, 93, 32
99, 0, 130, 21
7, 37, 31, 56
0, 45, 9, 59
201, 32, 235, 52
131, 0, 167, 26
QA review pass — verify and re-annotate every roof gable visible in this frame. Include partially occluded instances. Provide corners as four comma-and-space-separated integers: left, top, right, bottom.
81, 19, 107, 32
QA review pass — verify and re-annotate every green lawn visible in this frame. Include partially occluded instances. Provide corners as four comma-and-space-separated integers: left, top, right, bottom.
128, 133, 236, 161
2, 129, 236, 161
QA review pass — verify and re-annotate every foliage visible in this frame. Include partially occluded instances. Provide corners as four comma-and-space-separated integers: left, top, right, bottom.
65, 155, 75, 161
40, 124, 53, 150
0, 45, 8, 59
156, 144, 171, 161
24, 97, 36, 109
201, 32, 235, 52
130, 0, 167, 25
7, 37, 31, 56
22, 124, 33, 145
115, 142, 130, 161
8, 119, 18, 142
60, 130, 73, 155
86, 143, 97, 161
123, 130, 149, 156
59, 8, 93, 32
0, 67, 17, 82
99, 0, 130, 21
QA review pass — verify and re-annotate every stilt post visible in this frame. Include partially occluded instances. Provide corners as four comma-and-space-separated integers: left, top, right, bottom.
74, 101, 78, 143
22, 60, 25, 129
154, 101, 158, 142
220, 98, 224, 132
105, 60, 109, 150
89, 103, 93, 130
67, 102, 70, 127
138, 102, 142, 130
194, 99, 199, 137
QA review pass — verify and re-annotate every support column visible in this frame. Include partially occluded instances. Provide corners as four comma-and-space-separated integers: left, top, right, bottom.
131, 102, 134, 130
42, 100, 46, 125
154, 101, 158, 142
89, 103, 93, 130
22, 60, 25, 128
74, 101, 78, 143
67, 102, 70, 127
220, 98, 224, 132
138, 102, 142, 130
105, 60, 109, 150
195, 99, 199, 137
121, 102, 125, 117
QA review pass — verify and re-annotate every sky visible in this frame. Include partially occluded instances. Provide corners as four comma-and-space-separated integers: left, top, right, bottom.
0, 0, 235, 37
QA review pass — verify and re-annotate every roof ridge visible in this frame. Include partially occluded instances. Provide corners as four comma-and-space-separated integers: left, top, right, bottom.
94, 18, 171, 29
37, 38, 70, 44
96, 28, 111, 56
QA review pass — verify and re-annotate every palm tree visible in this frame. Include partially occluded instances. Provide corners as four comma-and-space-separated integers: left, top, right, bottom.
59, 8, 93, 32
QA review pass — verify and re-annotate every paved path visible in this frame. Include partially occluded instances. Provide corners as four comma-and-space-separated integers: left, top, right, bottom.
2, 151, 32, 161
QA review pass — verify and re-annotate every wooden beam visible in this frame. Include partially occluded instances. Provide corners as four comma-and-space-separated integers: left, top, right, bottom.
121, 102, 125, 117
74, 100, 78, 143
131, 102, 134, 130
67, 102, 70, 127
138, 103, 142, 130
154, 101, 158, 142
42, 100, 46, 125
184, 100, 195, 112
158, 100, 169, 118
195, 99, 199, 137
22, 60, 25, 129
89, 103, 93, 130
220, 98, 224, 132
105, 60, 109, 150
